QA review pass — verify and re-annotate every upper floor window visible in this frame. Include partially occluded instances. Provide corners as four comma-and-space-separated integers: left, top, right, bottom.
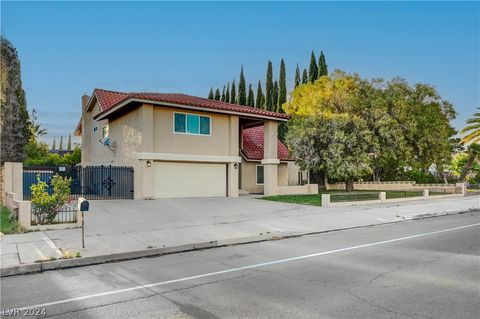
174, 113, 211, 136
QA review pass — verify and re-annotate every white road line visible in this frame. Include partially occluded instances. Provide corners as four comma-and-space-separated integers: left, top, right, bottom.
16, 222, 480, 311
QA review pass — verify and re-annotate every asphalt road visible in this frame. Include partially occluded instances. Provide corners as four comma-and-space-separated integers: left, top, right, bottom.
1, 212, 479, 319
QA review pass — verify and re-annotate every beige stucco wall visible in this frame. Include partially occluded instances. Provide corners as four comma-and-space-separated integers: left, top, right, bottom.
83, 103, 237, 163
326, 181, 460, 194
152, 106, 233, 156
287, 162, 301, 186
82, 102, 110, 166
240, 160, 290, 194
82, 103, 241, 198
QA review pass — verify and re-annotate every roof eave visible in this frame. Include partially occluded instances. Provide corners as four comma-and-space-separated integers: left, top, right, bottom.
93, 98, 289, 122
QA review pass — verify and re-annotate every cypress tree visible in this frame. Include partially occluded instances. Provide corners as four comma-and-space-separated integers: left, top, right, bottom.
247, 84, 255, 107
265, 61, 273, 111
238, 66, 247, 105
294, 64, 301, 88
230, 80, 236, 104
279, 59, 287, 108
67, 134, 72, 150
256, 81, 263, 109
318, 50, 328, 77
52, 137, 56, 150
214, 88, 221, 101
59, 136, 63, 150
272, 81, 279, 112
221, 86, 226, 102
308, 51, 318, 83
208, 88, 214, 99
225, 83, 230, 103
302, 69, 308, 84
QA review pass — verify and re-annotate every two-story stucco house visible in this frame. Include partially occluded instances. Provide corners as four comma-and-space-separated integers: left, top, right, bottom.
75, 89, 312, 199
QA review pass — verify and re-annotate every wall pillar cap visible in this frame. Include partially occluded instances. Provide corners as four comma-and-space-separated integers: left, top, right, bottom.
261, 158, 280, 165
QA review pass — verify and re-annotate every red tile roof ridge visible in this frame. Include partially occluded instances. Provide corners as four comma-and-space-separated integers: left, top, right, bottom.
93, 88, 289, 120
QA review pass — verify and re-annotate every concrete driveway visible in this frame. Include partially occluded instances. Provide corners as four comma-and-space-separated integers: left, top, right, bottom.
82, 196, 318, 234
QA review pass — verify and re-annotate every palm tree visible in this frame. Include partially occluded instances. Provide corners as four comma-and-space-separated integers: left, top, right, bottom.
459, 108, 480, 182
29, 109, 47, 139
461, 108, 480, 144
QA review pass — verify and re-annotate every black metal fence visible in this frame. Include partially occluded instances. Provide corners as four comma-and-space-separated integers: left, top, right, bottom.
31, 199, 78, 225
23, 165, 134, 200
330, 191, 380, 203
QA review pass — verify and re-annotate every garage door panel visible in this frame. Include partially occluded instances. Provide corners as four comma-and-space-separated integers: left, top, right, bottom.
154, 162, 226, 198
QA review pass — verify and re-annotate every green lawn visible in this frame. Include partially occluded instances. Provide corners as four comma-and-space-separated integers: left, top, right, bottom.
261, 194, 323, 206
0, 204, 21, 234
260, 190, 446, 207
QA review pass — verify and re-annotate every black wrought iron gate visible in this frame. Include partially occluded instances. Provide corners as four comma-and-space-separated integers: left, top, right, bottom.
23, 165, 134, 200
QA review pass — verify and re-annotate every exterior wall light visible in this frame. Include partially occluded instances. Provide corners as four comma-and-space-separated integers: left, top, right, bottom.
146, 160, 152, 167
234, 163, 239, 169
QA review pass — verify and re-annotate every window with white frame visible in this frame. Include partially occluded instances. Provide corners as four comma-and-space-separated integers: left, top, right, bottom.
256, 165, 264, 185
174, 113, 211, 136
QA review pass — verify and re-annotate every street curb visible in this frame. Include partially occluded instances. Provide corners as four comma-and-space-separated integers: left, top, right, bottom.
1, 208, 478, 277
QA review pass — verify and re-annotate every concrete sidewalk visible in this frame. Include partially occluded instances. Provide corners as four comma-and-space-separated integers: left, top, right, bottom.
1, 196, 479, 276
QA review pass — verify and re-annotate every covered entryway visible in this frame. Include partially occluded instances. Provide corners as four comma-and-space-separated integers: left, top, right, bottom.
153, 162, 227, 198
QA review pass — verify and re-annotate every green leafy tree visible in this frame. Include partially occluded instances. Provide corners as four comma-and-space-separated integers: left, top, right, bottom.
25, 146, 81, 166
214, 88, 221, 101
308, 51, 318, 83
294, 64, 301, 88
208, 88, 214, 99
230, 80, 236, 104
287, 113, 373, 191
302, 69, 308, 84
256, 81, 264, 109
238, 66, 247, 105
247, 84, 255, 107
279, 59, 287, 108
284, 70, 456, 182
225, 83, 230, 103
450, 150, 480, 182
318, 50, 328, 77
31, 174, 71, 224
265, 61, 274, 111
25, 138, 49, 166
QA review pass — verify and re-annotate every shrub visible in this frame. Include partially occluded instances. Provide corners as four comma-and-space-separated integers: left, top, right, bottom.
402, 170, 441, 184
31, 174, 71, 224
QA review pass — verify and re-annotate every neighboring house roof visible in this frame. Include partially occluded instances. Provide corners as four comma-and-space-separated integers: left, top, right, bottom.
242, 126, 293, 161
92, 88, 290, 121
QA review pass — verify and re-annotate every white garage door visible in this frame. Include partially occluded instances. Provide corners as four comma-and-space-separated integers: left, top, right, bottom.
153, 162, 227, 198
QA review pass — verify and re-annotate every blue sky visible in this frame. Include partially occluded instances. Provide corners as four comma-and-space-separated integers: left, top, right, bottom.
2, 1, 479, 145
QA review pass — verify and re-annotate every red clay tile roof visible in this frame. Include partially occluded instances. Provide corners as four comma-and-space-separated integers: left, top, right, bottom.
242, 126, 293, 161
93, 89, 289, 120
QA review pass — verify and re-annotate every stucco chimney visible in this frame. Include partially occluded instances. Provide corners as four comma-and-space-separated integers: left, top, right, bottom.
81, 94, 90, 112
